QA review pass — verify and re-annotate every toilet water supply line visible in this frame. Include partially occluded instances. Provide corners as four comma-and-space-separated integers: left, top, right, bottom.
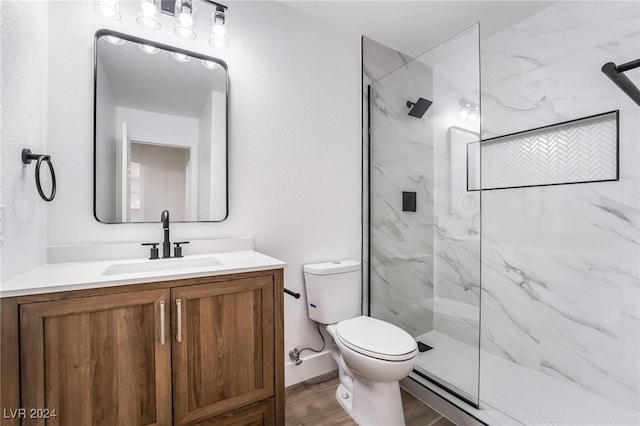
289, 323, 325, 365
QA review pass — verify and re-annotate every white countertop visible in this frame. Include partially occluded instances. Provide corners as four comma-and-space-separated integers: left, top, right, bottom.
0, 250, 286, 298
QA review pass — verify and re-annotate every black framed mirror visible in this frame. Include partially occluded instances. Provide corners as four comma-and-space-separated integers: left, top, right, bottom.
94, 29, 228, 223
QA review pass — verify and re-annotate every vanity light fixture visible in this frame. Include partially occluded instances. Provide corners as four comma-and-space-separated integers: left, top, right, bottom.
175, 0, 197, 40
94, 0, 229, 49
137, 0, 161, 30
94, 0, 121, 20
171, 52, 192, 63
459, 99, 479, 123
201, 59, 221, 70
138, 43, 160, 54
209, 5, 228, 49
459, 105, 469, 119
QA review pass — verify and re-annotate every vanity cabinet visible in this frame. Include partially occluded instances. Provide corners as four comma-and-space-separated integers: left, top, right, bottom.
0, 269, 284, 426
20, 289, 173, 426
172, 277, 275, 425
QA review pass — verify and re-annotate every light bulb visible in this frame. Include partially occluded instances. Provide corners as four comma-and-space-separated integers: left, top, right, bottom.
178, 12, 193, 27
137, 0, 160, 30
209, 7, 228, 49
140, 1, 156, 16
171, 52, 192, 63
468, 110, 477, 121
138, 44, 159, 54
174, 0, 196, 40
459, 108, 469, 119
202, 60, 221, 70
212, 21, 226, 38
94, 0, 121, 20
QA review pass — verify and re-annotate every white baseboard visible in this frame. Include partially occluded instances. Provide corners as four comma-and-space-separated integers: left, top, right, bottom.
285, 350, 337, 387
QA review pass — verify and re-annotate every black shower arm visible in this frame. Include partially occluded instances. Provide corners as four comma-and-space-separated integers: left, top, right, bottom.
602, 59, 640, 107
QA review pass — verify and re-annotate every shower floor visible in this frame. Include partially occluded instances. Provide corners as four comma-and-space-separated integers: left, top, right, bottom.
413, 331, 640, 426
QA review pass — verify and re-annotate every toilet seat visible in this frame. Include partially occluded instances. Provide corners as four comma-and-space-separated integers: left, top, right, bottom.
335, 316, 418, 362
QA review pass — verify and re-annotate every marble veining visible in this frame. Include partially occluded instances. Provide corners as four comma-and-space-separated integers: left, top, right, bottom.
363, 37, 418, 317
368, 39, 435, 338
365, 2, 639, 423
479, 1, 640, 419
414, 330, 640, 426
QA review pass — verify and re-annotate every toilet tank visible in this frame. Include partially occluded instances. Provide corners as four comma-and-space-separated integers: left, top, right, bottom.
303, 260, 361, 324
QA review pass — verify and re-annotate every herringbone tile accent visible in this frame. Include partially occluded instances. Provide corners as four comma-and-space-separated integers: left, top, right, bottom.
478, 112, 617, 190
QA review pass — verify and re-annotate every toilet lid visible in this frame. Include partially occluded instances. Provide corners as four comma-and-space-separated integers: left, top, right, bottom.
335, 316, 418, 362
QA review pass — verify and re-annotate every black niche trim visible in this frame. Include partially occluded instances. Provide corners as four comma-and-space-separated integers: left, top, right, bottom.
465, 110, 619, 192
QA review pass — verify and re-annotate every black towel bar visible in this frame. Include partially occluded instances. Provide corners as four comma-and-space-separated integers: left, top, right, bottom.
602, 59, 640, 107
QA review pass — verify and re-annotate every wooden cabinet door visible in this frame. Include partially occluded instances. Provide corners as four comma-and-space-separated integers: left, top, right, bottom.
172, 276, 274, 425
20, 289, 172, 426
190, 399, 275, 426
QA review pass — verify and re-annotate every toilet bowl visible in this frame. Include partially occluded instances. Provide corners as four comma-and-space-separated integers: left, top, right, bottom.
304, 260, 418, 426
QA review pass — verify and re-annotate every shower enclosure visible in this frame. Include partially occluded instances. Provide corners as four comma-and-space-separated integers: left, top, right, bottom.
366, 2, 640, 424
368, 24, 481, 407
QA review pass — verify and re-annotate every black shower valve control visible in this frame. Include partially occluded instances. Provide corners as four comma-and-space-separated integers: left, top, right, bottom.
173, 241, 190, 258
142, 242, 160, 260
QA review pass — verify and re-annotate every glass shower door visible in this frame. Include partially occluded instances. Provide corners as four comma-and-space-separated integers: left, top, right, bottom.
368, 24, 481, 406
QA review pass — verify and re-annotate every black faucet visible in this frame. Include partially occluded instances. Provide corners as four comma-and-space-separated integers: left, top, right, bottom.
142, 210, 189, 259
161, 210, 171, 258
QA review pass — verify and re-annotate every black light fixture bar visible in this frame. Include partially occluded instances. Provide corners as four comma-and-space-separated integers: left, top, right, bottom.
602, 59, 640, 107
200, 0, 227, 10
161, 0, 226, 15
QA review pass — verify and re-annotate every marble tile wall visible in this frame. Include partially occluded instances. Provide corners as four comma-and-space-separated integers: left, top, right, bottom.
480, 0, 640, 415
429, 27, 482, 352
363, 1, 640, 419
361, 37, 414, 317
367, 42, 436, 337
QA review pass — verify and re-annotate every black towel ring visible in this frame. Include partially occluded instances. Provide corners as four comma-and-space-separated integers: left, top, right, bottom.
22, 148, 56, 202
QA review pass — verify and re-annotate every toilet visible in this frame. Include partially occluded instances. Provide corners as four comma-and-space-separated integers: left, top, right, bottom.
304, 260, 418, 426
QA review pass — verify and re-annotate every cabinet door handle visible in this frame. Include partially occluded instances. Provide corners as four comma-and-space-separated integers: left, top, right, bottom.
176, 299, 182, 343
159, 301, 166, 345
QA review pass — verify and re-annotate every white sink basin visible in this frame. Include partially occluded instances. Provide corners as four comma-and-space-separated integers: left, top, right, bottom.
102, 256, 222, 276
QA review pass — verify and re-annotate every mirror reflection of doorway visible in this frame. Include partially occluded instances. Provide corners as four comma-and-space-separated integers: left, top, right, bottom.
128, 141, 190, 222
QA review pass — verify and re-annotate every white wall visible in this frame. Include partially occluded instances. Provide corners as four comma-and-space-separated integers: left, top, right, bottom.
130, 142, 189, 220
116, 106, 199, 149
0, 0, 2, 282
41, 0, 360, 382
0, 1, 49, 282
0, 0, 3, 282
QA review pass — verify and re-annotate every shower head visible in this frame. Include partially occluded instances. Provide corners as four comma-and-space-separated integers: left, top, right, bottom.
407, 98, 432, 118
